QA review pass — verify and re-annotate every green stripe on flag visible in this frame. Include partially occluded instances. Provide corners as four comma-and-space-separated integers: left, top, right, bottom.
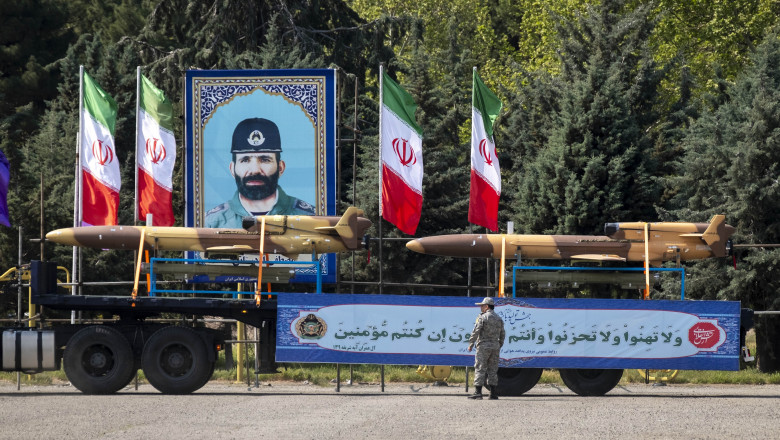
83, 72, 117, 134
140, 75, 174, 131
382, 72, 422, 136
472, 70, 502, 139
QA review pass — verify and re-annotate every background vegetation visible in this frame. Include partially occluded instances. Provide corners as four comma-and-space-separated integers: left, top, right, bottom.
0, 0, 778, 372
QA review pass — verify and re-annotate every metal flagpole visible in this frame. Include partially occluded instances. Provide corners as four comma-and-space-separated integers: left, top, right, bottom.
135, 67, 141, 226
71, 66, 84, 324
469, 69, 476, 298
378, 64, 384, 295
467, 224, 472, 297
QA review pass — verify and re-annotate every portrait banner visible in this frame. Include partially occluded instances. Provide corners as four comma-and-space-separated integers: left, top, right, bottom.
277, 294, 741, 370
185, 69, 337, 283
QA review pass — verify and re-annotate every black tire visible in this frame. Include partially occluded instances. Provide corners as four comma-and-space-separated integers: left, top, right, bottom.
141, 326, 211, 394
63, 325, 136, 395
559, 368, 623, 396
497, 368, 543, 396
198, 361, 216, 389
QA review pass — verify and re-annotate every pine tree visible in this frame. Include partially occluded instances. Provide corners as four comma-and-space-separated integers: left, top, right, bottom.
672, 28, 780, 372
514, 0, 664, 235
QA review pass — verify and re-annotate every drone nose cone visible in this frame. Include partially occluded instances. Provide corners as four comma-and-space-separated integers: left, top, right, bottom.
46, 228, 77, 246
406, 234, 494, 258
406, 239, 425, 253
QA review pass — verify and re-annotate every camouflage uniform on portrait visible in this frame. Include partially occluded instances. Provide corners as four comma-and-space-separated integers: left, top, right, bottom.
467, 297, 505, 400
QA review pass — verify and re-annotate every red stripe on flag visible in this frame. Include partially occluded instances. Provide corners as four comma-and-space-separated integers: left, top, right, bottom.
468, 169, 499, 232
138, 168, 175, 226
82, 170, 119, 226
381, 164, 422, 235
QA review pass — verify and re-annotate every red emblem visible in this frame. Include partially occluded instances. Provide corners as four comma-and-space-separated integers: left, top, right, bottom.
392, 138, 416, 167
91, 140, 114, 166
688, 322, 720, 349
479, 138, 493, 165
145, 138, 167, 164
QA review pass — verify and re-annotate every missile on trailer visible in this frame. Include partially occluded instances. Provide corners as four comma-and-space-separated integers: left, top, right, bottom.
406, 215, 735, 266
46, 207, 372, 256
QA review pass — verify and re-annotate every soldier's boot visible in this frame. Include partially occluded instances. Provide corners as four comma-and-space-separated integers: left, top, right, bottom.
488, 385, 498, 400
468, 386, 483, 400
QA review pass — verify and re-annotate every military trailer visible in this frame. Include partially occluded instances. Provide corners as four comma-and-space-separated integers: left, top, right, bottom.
0, 260, 754, 396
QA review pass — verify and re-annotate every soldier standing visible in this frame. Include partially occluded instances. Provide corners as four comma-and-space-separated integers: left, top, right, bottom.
467, 297, 505, 400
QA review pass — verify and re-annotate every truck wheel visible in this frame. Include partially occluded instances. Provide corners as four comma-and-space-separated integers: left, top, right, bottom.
63, 326, 136, 394
559, 368, 623, 396
497, 367, 543, 396
142, 326, 211, 394
198, 361, 216, 389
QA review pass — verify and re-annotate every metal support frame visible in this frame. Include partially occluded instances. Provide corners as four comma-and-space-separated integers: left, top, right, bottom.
147, 257, 322, 297
511, 265, 686, 300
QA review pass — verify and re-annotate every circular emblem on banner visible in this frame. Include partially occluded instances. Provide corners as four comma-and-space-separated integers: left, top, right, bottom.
688, 322, 720, 349
247, 130, 265, 146
296, 313, 327, 340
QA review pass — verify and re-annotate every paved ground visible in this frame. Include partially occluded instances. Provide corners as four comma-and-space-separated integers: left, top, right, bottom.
1, 381, 779, 439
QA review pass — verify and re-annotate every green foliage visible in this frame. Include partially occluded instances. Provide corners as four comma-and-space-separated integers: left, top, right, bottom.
651, 0, 780, 97
62, 0, 154, 43
670, 28, 780, 371
512, 0, 664, 235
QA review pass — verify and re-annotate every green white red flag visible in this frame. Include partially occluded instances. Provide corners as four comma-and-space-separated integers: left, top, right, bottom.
81, 72, 119, 226
379, 71, 423, 235
137, 74, 176, 226
469, 68, 503, 231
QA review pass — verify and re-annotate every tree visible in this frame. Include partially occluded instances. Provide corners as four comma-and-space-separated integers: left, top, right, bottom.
347, 18, 480, 293
671, 28, 780, 372
1, 0, 410, 296
651, 0, 780, 97
514, 0, 664, 235
0, 0, 72, 270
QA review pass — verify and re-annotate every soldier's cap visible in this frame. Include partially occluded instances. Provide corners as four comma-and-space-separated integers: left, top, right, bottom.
475, 297, 494, 306
231, 118, 282, 153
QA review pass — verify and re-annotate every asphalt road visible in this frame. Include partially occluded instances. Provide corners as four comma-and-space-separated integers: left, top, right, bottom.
1, 381, 778, 439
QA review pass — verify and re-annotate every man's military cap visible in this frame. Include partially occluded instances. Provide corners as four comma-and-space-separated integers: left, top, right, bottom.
231, 118, 282, 153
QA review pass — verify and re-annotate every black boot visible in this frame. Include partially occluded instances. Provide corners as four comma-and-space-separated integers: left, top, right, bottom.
468, 386, 483, 399
489, 385, 498, 400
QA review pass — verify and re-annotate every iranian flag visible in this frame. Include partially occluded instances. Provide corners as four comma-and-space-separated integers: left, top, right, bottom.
81, 72, 119, 226
137, 74, 176, 226
379, 71, 423, 235
468, 68, 503, 232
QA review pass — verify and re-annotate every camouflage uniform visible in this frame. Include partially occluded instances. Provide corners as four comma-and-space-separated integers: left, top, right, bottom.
204, 187, 316, 228
467, 308, 505, 388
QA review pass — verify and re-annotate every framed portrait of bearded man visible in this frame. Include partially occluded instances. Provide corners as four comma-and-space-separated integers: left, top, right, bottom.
185, 69, 337, 284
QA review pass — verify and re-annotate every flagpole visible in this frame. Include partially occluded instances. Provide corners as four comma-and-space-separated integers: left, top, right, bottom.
72, 65, 84, 323
378, 64, 384, 295
135, 67, 141, 226
470, 67, 476, 298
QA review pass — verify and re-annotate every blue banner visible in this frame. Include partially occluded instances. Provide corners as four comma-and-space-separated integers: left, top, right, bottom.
277, 294, 741, 370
